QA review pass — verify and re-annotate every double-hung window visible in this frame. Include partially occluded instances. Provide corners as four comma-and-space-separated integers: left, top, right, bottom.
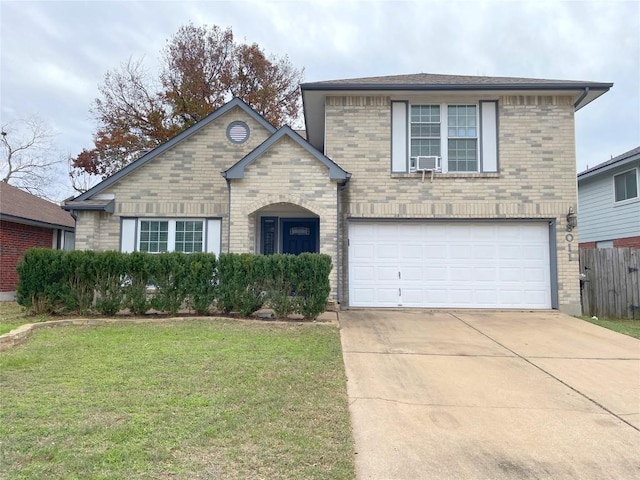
613, 169, 638, 203
410, 105, 441, 171
392, 100, 497, 174
121, 218, 221, 255
139, 220, 170, 253
447, 105, 477, 172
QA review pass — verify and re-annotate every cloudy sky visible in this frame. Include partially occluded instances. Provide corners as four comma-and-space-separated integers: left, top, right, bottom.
1, 0, 639, 200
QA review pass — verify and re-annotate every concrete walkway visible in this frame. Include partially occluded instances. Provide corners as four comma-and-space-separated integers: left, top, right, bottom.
339, 310, 640, 479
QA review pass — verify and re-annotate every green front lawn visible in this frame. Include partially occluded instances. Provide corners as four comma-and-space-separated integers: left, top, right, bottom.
580, 316, 640, 340
0, 301, 47, 335
0, 319, 355, 479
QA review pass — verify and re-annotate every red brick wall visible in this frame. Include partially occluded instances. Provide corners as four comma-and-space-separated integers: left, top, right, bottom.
613, 236, 640, 248
579, 237, 640, 249
0, 220, 53, 292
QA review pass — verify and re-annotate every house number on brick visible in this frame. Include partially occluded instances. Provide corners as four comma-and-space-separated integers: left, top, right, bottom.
565, 233, 577, 262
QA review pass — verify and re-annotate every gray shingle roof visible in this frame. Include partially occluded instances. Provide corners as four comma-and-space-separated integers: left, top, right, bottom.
578, 146, 640, 178
301, 72, 612, 90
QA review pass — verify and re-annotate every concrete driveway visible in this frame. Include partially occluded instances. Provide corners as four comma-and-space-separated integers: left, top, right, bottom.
339, 310, 640, 480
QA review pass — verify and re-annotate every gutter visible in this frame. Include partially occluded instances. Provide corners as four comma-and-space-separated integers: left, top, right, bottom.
300, 82, 613, 92
336, 175, 351, 308
223, 175, 232, 253
573, 87, 589, 111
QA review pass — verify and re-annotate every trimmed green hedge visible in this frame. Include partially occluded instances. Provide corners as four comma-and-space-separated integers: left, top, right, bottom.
16, 250, 331, 319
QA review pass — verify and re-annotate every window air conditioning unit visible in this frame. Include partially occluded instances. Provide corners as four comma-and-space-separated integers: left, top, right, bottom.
415, 156, 441, 183
416, 156, 441, 172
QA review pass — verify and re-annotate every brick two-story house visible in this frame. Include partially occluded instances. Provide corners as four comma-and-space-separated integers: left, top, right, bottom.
64, 73, 611, 315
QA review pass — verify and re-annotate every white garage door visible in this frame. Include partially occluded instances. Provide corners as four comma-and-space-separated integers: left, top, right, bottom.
349, 222, 552, 309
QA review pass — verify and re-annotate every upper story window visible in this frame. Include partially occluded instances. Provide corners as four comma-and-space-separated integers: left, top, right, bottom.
614, 168, 638, 203
447, 105, 477, 172
392, 101, 497, 174
410, 105, 441, 171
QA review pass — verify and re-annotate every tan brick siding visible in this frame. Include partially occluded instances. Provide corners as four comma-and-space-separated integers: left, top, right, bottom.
326, 94, 581, 314
228, 136, 340, 300
75, 107, 273, 253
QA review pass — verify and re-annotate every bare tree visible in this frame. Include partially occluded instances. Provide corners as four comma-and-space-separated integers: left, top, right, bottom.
1, 116, 61, 198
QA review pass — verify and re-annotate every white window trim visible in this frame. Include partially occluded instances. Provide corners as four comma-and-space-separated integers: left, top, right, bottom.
120, 218, 221, 255
408, 102, 480, 174
612, 167, 639, 205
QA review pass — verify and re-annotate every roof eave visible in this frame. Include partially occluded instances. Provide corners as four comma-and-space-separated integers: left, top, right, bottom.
0, 213, 75, 230
69, 98, 277, 203
300, 82, 614, 92
62, 199, 115, 213
223, 126, 349, 181
578, 152, 640, 180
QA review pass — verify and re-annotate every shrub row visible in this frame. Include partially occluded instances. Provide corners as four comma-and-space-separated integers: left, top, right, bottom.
16, 250, 332, 319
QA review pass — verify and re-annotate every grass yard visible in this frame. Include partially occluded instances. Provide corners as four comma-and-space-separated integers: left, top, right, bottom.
0, 301, 47, 335
0, 319, 355, 479
580, 316, 640, 340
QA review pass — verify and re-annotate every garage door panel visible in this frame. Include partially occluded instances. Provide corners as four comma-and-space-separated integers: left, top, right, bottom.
474, 245, 497, 259
499, 267, 522, 282
375, 244, 399, 259
523, 267, 548, 282
351, 244, 375, 260
475, 267, 498, 282
449, 288, 475, 304
449, 244, 475, 260
415, 266, 446, 281
377, 266, 400, 281
400, 244, 425, 259
475, 290, 499, 305
350, 287, 374, 305
401, 288, 425, 305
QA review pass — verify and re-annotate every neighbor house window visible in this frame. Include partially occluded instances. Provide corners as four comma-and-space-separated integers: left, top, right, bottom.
410, 105, 441, 171
614, 169, 638, 202
139, 219, 203, 253
447, 105, 477, 172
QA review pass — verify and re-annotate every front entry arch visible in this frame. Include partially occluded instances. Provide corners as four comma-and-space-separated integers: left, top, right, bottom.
257, 203, 319, 255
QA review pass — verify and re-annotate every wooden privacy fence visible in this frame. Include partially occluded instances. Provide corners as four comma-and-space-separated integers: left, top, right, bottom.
579, 248, 640, 319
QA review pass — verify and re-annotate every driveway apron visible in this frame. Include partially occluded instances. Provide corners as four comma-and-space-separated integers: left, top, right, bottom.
339, 310, 640, 480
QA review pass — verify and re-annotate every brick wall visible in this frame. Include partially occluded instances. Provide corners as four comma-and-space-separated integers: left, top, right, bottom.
74, 106, 272, 252
614, 236, 640, 248
325, 94, 581, 314
228, 136, 340, 299
0, 220, 53, 292
579, 237, 640, 249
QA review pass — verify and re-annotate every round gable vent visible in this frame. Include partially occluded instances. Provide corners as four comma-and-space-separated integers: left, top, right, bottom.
226, 121, 250, 144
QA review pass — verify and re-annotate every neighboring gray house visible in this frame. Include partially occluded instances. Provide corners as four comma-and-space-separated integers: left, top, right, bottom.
578, 147, 640, 249
65, 73, 613, 315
